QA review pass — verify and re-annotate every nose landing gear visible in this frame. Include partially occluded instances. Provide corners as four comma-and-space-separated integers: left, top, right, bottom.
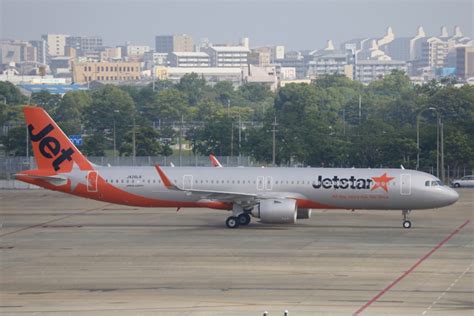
402, 209, 412, 229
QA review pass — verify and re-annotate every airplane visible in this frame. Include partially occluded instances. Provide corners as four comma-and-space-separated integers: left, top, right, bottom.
209, 154, 223, 167
15, 106, 459, 229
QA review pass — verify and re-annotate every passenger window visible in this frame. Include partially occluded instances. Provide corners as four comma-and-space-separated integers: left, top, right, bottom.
425, 181, 430, 187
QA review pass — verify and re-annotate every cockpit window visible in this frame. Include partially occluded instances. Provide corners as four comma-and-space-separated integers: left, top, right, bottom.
426, 180, 444, 187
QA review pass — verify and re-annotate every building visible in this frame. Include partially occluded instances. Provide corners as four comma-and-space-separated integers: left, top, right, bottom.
169, 52, 210, 67
165, 67, 243, 85
249, 47, 272, 66
280, 67, 296, 80
122, 45, 150, 59
66, 36, 103, 54
278, 51, 307, 79
456, 46, 474, 79
100, 47, 122, 61
50, 57, 73, 76
155, 34, 194, 53
30, 40, 47, 64
41, 34, 68, 57
143, 52, 169, 69
272, 45, 285, 61
307, 41, 353, 79
72, 61, 141, 83
204, 46, 249, 67
420, 37, 449, 69
244, 64, 278, 91
354, 60, 407, 84
0, 40, 38, 64
19, 83, 87, 95
0, 67, 69, 84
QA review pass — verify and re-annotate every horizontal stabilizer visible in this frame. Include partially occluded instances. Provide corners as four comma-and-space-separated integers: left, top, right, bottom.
15, 173, 67, 186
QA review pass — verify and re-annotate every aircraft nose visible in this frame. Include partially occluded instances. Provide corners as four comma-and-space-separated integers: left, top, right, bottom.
444, 187, 459, 205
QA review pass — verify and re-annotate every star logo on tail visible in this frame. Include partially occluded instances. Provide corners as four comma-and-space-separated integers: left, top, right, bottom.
371, 173, 395, 192
67, 161, 92, 192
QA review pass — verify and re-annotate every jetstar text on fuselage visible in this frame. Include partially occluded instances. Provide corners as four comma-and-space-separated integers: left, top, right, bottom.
313, 175, 374, 190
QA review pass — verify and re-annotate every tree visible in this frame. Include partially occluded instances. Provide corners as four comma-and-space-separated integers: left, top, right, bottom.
30, 90, 62, 114
55, 91, 92, 135
0, 81, 26, 105
239, 83, 273, 103
83, 85, 135, 154
213, 81, 235, 105
119, 126, 170, 156
176, 73, 207, 106
147, 88, 188, 123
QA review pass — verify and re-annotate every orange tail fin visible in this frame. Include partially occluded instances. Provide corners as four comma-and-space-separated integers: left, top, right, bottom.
24, 106, 93, 173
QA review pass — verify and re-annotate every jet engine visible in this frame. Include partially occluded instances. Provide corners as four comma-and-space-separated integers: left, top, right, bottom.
251, 199, 297, 224
297, 208, 312, 219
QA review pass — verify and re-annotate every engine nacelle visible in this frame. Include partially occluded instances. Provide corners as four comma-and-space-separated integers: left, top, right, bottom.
251, 199, 297, 224
297, 208, 312, 219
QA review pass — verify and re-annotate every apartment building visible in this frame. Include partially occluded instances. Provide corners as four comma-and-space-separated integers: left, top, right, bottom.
355, 60, 407, 84
155, 34, 194, 53
169, 52, 210, 67
204, 46, 249, 67
456, 46, 474, 79
41, 34, 68, 57
72, 61, 141, 83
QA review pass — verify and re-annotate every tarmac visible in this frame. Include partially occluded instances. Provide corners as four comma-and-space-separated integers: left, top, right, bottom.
0, 189, 473, 315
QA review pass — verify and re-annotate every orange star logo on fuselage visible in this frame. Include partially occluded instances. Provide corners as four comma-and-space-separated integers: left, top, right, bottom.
371, 173, 395, 192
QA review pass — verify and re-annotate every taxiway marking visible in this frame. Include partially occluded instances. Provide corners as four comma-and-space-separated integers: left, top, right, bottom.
0, 204, 110, 238
353, 219, 471, 316
421, 261, 473, 315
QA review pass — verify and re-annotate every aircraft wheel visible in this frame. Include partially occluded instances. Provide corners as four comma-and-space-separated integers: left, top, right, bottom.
226, 216, 240, 229
238, 213, 251, 226
403, 220, 412, 229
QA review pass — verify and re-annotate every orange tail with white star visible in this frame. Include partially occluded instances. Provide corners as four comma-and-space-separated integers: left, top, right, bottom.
23, 106, 93, 173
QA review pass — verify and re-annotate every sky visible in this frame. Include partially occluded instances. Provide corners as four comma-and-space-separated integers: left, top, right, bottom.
1, 0, 473, 51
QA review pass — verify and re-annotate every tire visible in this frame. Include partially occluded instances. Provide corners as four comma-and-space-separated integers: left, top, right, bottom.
238, 213, 251, 226
453, 183, 461, 188
403, 220, 412, 229
226, 216, 240, 229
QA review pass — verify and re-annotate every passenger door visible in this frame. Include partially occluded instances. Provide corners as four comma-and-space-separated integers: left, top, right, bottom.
400, 174, 411, 195
257, 176, 265, 191
183, 175, 193, 190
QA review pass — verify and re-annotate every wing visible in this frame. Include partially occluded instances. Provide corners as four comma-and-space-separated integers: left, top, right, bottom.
155, 165, 301, 205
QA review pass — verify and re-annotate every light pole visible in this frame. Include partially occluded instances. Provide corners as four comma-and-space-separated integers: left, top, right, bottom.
416, 107, 436, 170
152, 64, 156, 92
238, 112, 241, 166
178, 114, 184, 167
113, 110, 120, 164
271, 116, 278, 166
132, 114, 136, 165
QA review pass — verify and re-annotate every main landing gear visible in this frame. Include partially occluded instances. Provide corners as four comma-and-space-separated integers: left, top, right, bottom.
225, 205, 252, 229
226, 213, 251, 229
402, 209, 412, 229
